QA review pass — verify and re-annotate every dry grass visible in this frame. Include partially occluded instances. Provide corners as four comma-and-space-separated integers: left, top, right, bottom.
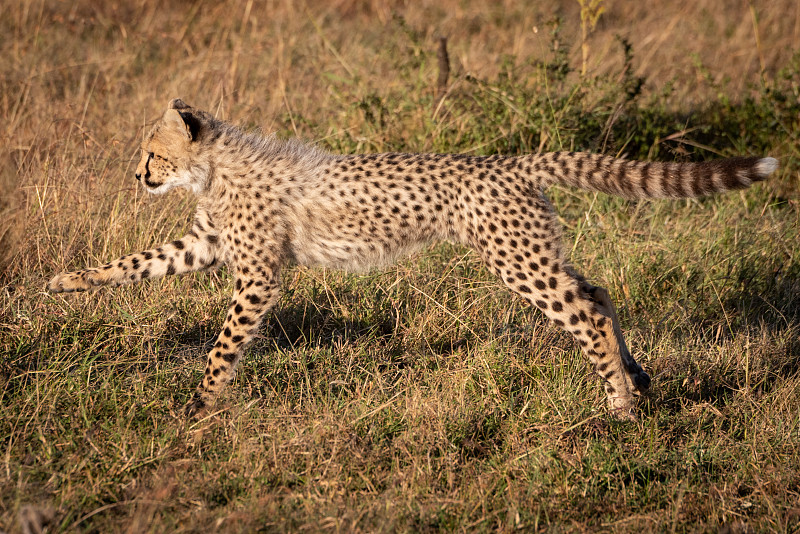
2, 0, 800, 532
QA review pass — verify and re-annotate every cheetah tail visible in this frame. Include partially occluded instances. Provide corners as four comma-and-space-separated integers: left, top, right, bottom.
529, 152, 778, 199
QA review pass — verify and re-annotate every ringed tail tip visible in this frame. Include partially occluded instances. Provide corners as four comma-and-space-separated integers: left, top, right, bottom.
754, 157, 779, 179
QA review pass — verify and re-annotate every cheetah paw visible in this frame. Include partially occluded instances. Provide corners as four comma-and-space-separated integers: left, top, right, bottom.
608, 395, 639, 421
48, 271, 97, 293
184, 394, 209, 419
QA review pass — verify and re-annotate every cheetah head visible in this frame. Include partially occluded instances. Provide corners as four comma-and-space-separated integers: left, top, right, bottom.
135, 99, 209, 195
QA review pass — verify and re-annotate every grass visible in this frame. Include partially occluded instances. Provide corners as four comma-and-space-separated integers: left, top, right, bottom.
2, 0, 800, 531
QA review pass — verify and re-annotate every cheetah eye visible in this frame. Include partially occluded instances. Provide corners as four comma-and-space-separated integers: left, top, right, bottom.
148, 152, 155, 160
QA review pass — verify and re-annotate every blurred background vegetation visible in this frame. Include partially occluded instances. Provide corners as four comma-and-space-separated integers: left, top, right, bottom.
1, 0, 799, 531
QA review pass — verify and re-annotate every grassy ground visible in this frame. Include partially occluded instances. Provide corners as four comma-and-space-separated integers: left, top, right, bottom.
2, 0, 800, 531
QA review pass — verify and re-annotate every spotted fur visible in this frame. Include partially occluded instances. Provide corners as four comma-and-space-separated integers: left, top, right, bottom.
48, 99, 778, 418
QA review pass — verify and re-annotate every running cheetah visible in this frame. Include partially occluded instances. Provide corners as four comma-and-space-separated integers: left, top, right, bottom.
48, 99, 778, 418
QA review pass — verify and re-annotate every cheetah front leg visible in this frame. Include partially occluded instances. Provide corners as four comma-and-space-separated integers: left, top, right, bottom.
184, 270, 281, 417
48, 232, 218, 293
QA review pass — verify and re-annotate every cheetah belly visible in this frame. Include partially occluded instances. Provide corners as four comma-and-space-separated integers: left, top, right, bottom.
289, 230, 429, 272
286, 202, 431, 272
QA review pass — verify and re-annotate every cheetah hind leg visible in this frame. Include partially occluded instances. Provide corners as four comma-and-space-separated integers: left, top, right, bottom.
581, 282, 651, 397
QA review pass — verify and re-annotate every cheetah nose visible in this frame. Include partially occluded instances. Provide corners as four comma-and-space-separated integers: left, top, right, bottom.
135, 173, 141, 181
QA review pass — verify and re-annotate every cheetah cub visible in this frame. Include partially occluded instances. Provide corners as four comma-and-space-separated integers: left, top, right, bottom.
49, 99, 778, 418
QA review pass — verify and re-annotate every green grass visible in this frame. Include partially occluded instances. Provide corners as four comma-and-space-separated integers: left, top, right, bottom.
2, 0, 800, 532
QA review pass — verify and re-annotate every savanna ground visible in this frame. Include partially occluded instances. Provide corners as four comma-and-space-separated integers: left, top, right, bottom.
2, 0, 800, 531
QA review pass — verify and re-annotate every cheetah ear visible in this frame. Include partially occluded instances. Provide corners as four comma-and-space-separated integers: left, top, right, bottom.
163, 109, 193, 141
168, 98, 192, 110
163, 108, 204, 142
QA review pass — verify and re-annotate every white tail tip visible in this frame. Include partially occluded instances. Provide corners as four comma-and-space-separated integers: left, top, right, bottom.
755, 157, 779, 178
